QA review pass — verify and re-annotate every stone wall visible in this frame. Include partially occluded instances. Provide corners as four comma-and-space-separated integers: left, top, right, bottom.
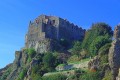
25, 15, 85, 53
59, 18, 85, 41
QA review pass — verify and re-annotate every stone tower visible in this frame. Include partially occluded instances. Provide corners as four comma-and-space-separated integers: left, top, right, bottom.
25, 15, 85, 53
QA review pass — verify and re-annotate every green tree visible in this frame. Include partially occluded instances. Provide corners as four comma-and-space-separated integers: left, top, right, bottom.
98, 43, 111, 56
81, 22, 113, 56
71, 41, 82, 56
89, 36, 111, 56
43, 53, 56, 71
82, 22, 113, 50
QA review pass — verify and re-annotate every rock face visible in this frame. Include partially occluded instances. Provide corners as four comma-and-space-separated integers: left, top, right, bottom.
109, 24, 120, 80
25, 15, 85, 53
88, 56, 100, 71
1, 50, 40, 80
5, 50, 28, 80
0, 64, 12, 77
116, 69, 120, 80
114, 25, 120, 39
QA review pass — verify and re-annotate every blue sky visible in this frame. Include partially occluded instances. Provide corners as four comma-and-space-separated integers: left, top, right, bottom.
0, 0, 120, 68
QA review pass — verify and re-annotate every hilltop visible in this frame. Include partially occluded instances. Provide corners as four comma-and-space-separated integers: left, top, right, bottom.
0, 15, 120, 80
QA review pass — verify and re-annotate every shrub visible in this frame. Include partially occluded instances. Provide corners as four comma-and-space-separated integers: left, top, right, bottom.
27, 48, 36, 58
32, 74, 42, 80
89, 36, 111, 57
18, 68, 27, 80
100, 54, 108, 65
27, 57, 32, 63
43, 53, 55, 66
102, 70, 112, 80
25, 48, 36, 63
67, 55, 80, 63
79, 71, 101, 80
43, 52, 56, 72
31, 65, 42, 80
80, 50, 89, 58
71, 41, 82, 56
98, 43, 111, 56
42, 74, 67, 80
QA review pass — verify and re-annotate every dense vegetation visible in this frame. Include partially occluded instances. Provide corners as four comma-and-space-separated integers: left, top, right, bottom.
20, 23, 113, 80
42, 74, 67, 80
0, 22, 114, 80
66, 22, 113, 80
82, 23, 113, 49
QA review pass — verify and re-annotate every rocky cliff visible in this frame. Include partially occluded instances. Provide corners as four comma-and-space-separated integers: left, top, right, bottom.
109, 24, 120, 80
0, 15, 85, 80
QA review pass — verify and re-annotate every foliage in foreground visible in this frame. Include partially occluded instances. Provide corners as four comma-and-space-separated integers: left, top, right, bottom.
42, 74, 67, 80
79, 71, 101, 80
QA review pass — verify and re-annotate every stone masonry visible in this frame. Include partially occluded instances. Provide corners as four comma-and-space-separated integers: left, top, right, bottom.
25, 15, 85, 53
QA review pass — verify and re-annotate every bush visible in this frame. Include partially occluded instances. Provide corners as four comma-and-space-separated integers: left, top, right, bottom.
31, 65, 42, 80
97, 43, 111, 67
71, 41, 82, 56
32, 74, 42, 80
32, 65, 40, 74
67, 75, 78, 80
98, 43, 111, 56
100, 54, 108, 65
18, 68, 27, 80
42, 74, 67, 80
27, 57, 32, 63
43, 53, 55, 67
43, 52, 56, 72
89, 36, 111, 57
80, 50, 89, 58
79, 71, 101, 80
67, 55, 80, 63
25, 48, 36, 63
27, 48, 36, 58
102, 70, 112, 80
